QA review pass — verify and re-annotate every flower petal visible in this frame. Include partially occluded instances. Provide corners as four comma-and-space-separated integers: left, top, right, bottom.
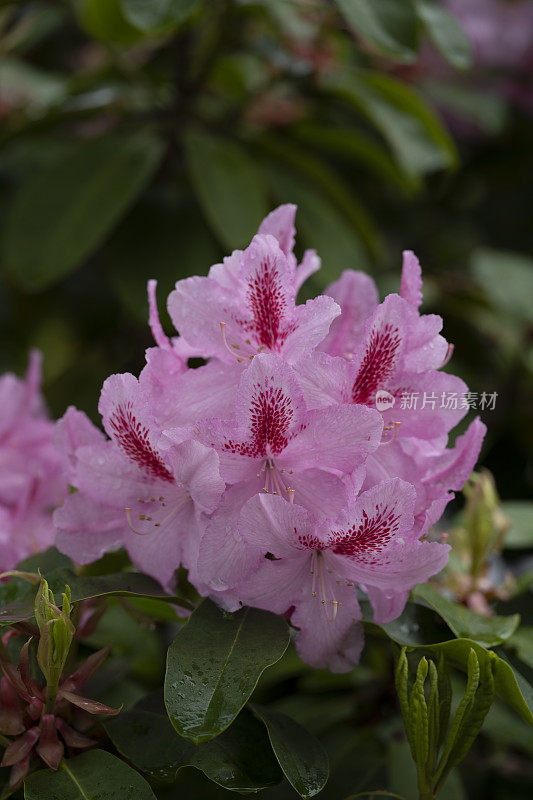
321, 270, 378, 357
282, 403, 383, 473
400, 250, 423, 308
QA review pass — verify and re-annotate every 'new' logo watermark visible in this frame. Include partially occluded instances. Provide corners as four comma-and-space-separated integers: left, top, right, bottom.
375, 390, 395, 412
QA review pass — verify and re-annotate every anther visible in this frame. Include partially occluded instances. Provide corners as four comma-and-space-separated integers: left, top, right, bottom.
381, 420, 401, 446
125, 508, 152, 536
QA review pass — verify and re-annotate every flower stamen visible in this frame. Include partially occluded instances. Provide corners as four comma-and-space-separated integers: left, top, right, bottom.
220, 322, 245, 363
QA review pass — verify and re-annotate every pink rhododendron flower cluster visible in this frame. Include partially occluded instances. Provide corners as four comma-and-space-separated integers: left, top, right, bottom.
53, 205, 485, 672
0, 352, 66, 571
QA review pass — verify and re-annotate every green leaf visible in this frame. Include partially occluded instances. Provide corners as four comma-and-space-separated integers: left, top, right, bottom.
421, 641, 533, 726
483, 701, 533, 754
85, 602, 162, 682
471, 249, 533, 324
506, 627, 533, 670
184, 130, 269, 250
78, 0, 145, 43
437, 652, 452, 749
409, 658, 429, 776
105, 710, 190, 782
427, 659, 440, 768
164, 599, 290, 743
334, 0, 419, 62
259, 134, 381, 261
250, 704, 329, 798
421, 81, 507, 136
104, 197, 219, 323
445, 657, 494, 772
24, 750, 156, 799
291, 123, 419, 194
17, 546, 73, 574
435, 649, 480, 781
323, 70, 457, 177
501, 501, 533, 548
395, 649, 413, 752
0, 568, 190, 625
416, 1, 472, 69
264, 163, 369, 285
363, 597, 452, 647
3, 132, 163, 290
370, 609, 533, 726
121, 0, 198, 33
0, 58, 67, 114
105, 708, 283, 790
413, 584, 520, 647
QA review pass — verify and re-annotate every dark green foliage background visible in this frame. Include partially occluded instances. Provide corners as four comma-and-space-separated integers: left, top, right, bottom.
1, 2, 533, 799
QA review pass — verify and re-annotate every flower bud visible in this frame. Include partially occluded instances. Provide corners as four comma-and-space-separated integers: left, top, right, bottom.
463, 470, 509, 577
35, 578, 75, 689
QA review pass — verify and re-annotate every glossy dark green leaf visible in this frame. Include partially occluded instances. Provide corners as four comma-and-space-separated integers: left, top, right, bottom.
105, 708, 283, 790
184, 130, 268, 250
164, 599, 290, 743
121, 0, 198, 32
413, 584, 520, 647
363, 597, 452, 647
105, 710, 191, 782
24, 750, 156, 799
335, 0, 419, 62
250, 704, 329, 798
323, 71, 457, 177
416, 1, 472, 69
4, 132, 163, 290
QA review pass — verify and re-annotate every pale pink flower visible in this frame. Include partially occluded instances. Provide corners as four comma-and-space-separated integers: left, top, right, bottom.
227, 479, 449, 671
54, 374, 224, 588
0, 352, 66, 571
168, 232, 338, 365
195, 353, 383, 516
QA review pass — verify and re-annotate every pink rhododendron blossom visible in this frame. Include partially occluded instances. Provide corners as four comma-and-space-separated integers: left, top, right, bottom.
54, 374, 224, 588
195, 353, 383, 516
53, 204, 486, 672
226, 480, 449, 671
0, 352, 66, 571
168, 232, 338, 365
